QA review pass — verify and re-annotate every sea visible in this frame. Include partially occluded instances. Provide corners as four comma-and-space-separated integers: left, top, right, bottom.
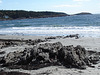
0, 14, 100, 37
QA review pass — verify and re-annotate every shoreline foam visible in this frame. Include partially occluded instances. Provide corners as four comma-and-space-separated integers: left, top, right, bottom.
0, 26, 100, 37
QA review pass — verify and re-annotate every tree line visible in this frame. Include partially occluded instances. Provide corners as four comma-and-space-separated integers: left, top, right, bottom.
0, 10, 68, 20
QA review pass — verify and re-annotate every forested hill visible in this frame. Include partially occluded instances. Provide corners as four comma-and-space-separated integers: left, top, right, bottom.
74, 12, 92, 15
0, 10, 68, 20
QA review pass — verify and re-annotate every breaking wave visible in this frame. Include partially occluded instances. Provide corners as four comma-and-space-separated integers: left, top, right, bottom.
0, 26, 100, 37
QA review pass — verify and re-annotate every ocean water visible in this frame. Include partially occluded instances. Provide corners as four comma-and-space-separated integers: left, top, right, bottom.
0, 14, 100, 37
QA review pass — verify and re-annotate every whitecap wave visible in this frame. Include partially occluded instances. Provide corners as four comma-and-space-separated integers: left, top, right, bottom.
0, 26, 100, 37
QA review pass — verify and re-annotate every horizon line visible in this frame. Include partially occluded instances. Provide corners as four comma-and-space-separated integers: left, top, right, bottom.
0, 9, 100, 15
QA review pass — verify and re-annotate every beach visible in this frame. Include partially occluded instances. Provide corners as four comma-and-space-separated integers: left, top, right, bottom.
0, 0, 100, 74
0, 35, 100, 75
0, 13, 100, 75
0, 35, 100, 51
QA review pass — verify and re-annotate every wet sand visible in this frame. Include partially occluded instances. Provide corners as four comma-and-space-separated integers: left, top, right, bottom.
0, 35, 100, 51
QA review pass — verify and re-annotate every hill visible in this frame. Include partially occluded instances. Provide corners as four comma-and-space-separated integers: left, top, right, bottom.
74, 12, 92, 15
0, 10, 68, 20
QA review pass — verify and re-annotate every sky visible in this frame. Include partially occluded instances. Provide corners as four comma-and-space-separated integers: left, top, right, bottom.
0, 0, 100, 14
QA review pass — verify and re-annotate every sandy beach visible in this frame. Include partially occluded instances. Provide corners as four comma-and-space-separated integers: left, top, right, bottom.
0, 35, 100, 75
0, 35, 100, 51
1, 0, 100, 75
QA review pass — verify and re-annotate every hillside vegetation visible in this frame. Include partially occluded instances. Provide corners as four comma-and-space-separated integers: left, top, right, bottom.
0, 10, 68, 20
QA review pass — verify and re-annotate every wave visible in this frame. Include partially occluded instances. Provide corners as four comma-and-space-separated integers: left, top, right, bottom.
0, 26, 100, 37
11, 26, 100, 30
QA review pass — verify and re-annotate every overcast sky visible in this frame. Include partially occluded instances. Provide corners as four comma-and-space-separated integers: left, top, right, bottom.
0, 0, 100, 14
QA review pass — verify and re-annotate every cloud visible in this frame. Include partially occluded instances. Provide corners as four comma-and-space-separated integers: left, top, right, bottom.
73, 0, 90, 2
54, 4, 81, 8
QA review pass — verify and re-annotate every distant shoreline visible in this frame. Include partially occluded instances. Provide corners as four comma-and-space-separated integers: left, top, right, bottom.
0, 10, 92, 20
0, 15, 68, 21
0, 10, 69, 20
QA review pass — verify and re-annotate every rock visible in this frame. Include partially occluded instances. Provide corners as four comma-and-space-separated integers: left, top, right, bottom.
63, 34, 79, 39
89, 55, 100, 64
0, 71, 30, 75
3, 48, 34, 66
88, 51, 100, 64
1, 42, 99, 70
31, 42, 63, 65
0, 51, 5, 54
26, 39, 45, 45
0, 41, 23, 49
0, 57, 5, 64
45, 37, 56, 39
35, 52, 50, 64
58, 45, 87, 69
